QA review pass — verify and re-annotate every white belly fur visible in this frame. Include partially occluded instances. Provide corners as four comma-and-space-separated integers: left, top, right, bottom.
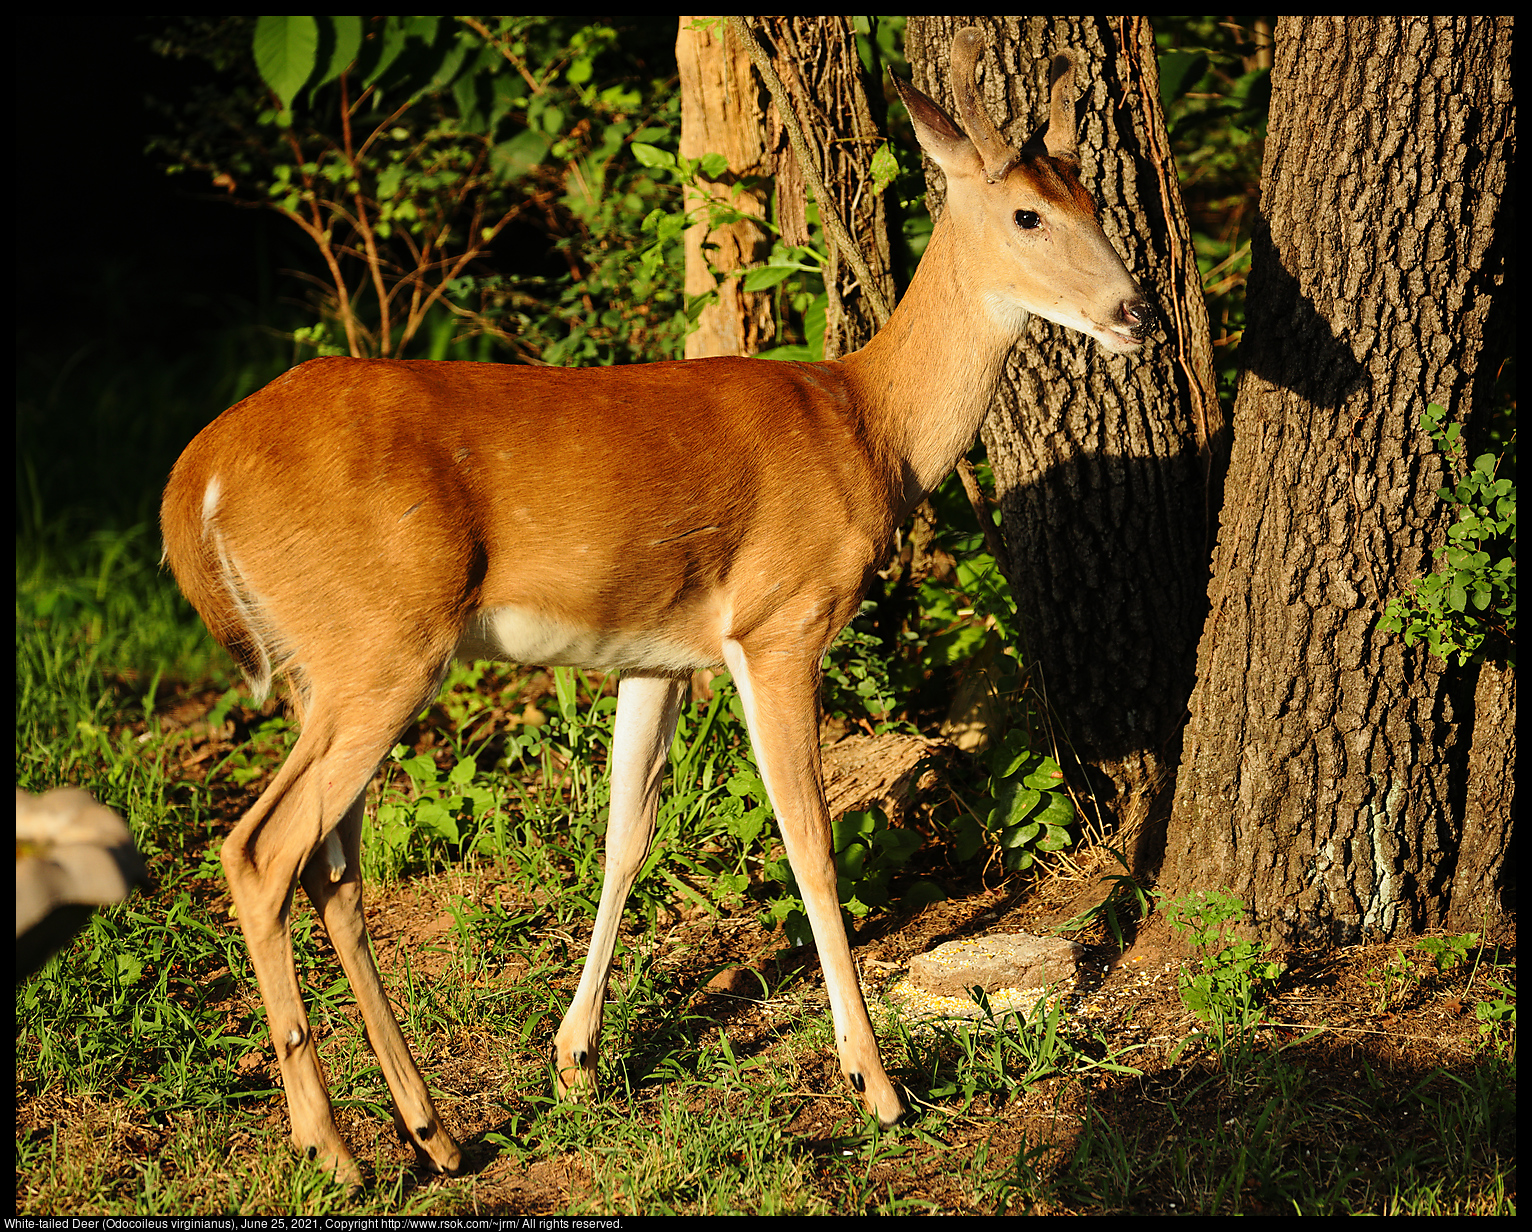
459, 605, 712, 673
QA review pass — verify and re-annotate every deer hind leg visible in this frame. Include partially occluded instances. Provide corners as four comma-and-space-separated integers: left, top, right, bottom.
222, 670, 448, 1186
299, 794, 462, 1176
553, 670, 688, 1099
722, 635, 906, 1126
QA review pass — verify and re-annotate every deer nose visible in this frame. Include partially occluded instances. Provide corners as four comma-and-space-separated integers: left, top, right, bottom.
1119, 296, 1154, 339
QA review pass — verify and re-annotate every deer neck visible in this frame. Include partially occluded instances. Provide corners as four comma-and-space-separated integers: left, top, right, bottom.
839, 212, 1022, 518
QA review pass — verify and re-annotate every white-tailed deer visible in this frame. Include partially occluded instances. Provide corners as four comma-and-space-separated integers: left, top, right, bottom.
161, 30, 1149, 1184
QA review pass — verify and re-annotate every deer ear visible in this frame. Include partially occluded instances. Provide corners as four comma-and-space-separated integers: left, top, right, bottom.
1020, 52, 1081, 167
1044, 53, 1080, 164
892, 72, 984, 181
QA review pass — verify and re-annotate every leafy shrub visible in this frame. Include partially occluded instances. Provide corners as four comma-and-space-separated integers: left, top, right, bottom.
370, 749, 497, 883
150, 16, 691, 365
948, 728, 1075, 874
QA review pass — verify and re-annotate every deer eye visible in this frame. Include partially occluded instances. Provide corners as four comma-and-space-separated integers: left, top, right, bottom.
1014, 210, 1041, 230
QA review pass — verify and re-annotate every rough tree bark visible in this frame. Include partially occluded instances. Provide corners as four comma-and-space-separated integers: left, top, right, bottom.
1161, 17, 1515, 944
1450, 661, 1515, 933
907, 16, 1219, 853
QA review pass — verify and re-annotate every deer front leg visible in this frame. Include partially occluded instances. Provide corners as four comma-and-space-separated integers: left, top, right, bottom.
553, 671, 688, 1098
722, 636, 906, 1126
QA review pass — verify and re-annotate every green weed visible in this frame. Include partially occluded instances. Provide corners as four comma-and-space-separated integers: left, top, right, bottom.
1364, 932, 1487, 1014
958, 729, 1076, 873
1057, 848, 1152, 950
1159, 889, 1283, 1066
1473, 978, 1516, 1059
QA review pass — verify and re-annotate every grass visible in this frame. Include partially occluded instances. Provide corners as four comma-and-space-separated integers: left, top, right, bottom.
1031, 1050, 1517, 1216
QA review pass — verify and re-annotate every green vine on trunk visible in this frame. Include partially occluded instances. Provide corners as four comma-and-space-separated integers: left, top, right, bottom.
1380, 403, 1516, 668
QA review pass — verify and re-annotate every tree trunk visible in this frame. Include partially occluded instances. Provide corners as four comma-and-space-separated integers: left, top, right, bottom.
677, 17, 774, 358
907, 17, 1219, 853
1161, 17, 1514, 944
1449, 660, 1515, 933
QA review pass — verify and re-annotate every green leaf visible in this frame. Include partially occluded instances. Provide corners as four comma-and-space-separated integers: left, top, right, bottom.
1158, 50, 1208, 108
902, 879, 947, 911
417, 800, 458, 843
363, 15, 412, 88
376, 163, 404, 199
553, 665, 578, 722
1037, 824, 1071, 852
869, 142, 899, 195
253, 16, 320, 116
495, 129, 553, 176
630, 142, 676, 170
726, 770, 764, 799
423, 36, 470, 96
993, 785, 1040, 832
1001, 820, 1042, 850
952, 816, 987, 863
116, 952, 145, 986
1022, 755, 1066, 791
742, 265, 795, 292
874, 826, 922, 864
1032, 791, 1075, 829
833, 810, 877, 850
803, 293, 828, 361
836, 843, 867, 881
315, 15, 363, 88
1002, 847, 1036, 873
400, 753, 437, 787
405, 15, 440, 42
989, 730, 1036, 780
